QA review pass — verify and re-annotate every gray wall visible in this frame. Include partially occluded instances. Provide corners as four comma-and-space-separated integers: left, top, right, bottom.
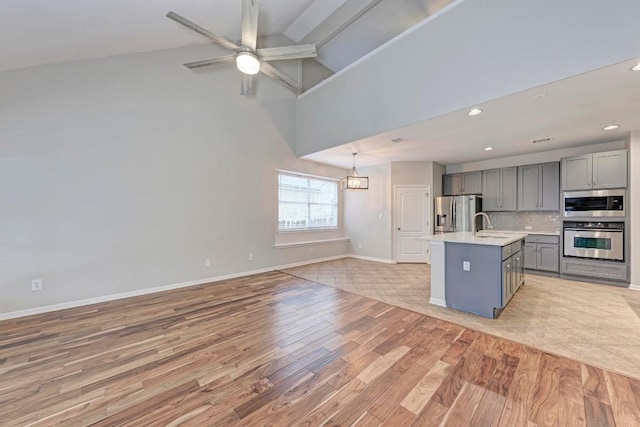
344, 163, 392, 261
0, 45, 348, 315
296, 0, 640, 156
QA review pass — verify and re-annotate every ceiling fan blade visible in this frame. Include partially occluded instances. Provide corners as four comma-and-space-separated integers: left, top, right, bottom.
241, 74, 254, 96
167, 11, 238, 51
183, 55, 236, 70
258, 45, 317, 62
260, 62, 301, 93
242, 0, 259, 50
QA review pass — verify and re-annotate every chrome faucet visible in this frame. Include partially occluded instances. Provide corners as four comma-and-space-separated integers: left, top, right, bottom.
473, 212, 492, 235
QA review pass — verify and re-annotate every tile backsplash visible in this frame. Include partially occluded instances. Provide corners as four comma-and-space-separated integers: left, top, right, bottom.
486, 211, 561, 233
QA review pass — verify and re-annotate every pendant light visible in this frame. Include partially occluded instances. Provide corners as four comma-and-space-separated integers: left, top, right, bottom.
340, 153, 369, 191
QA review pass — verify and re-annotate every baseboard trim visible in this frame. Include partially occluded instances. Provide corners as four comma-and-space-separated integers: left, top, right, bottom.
0, 255, 350, 322
629, 284, 640, 291
429, 297, 447, 307
349, 254, 396, 264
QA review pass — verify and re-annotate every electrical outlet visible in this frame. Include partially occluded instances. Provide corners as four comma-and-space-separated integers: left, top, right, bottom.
525, 225, 533, 230
31, 279, 43, 291
358, 243, 362, 249
378, 213, 383, 220
204, 258, 211, 267
248, 253, 254, 261
463, 261, 471, 272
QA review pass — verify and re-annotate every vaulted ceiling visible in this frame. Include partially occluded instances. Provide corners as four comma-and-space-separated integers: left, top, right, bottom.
0, 0, 448, 73
3, 0, 639, 168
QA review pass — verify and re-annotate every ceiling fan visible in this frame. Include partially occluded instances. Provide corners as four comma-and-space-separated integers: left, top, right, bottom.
166, 0, 318, 95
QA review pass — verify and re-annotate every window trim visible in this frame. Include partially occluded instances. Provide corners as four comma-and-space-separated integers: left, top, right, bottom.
276, 169, 340, 234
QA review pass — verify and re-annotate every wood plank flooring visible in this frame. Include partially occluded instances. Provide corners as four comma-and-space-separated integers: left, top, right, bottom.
1, 271, 639, 426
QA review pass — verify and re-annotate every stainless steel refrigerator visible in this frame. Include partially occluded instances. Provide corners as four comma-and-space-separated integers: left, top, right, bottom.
434, 195, 483, 233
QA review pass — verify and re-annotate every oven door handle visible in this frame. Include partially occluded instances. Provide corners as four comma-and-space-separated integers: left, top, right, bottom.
564, 228, 623, 232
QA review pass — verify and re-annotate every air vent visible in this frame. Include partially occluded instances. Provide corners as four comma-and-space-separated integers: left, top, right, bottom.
532, 137, 552, 144
391, 137, 408, 143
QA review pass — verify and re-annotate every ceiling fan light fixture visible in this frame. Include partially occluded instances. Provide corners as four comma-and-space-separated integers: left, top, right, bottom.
341, 153, 369, 191
236, 51, 260, 75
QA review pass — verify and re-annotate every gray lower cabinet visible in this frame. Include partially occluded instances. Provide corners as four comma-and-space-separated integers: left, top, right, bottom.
523, 235, 560, 272
562, 258, 628, 282
502, 242, 524, 307
443, 171, 482, 195
482, 167, 517, 211
518, 162, 559, 211
561, 150, 628, 191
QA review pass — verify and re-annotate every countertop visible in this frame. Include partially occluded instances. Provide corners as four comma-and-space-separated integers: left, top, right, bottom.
418, 231, 528, 246
485, 228, 560, 236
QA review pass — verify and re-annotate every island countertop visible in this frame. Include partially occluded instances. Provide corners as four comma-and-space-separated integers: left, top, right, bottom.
418, 231, 528, 246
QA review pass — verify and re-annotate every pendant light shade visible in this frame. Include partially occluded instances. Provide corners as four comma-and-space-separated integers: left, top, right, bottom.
340, 153, 369, 191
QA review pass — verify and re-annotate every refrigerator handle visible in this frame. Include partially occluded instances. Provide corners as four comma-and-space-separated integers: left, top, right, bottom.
452, 198, 456, 230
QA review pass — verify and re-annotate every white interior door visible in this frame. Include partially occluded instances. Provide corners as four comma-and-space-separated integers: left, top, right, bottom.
395, 185, 431, 263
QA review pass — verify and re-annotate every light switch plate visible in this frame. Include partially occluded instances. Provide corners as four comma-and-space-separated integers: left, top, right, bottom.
463, 261, 471, 271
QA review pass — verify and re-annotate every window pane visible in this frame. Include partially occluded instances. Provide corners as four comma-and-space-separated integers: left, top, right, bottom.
278, 173, 338, 231
310, 203, 338, 228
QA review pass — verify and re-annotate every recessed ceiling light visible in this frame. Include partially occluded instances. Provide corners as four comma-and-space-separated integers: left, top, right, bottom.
533, 93, 547, 98
467, 108, 483, 116
631, 63, 640, 71
603, 125, 620, 131
391, 137, 408, 143
483, 146, 494, 151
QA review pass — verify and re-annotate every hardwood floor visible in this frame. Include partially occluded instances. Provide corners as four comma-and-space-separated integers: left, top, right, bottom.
1, 271, 639, 426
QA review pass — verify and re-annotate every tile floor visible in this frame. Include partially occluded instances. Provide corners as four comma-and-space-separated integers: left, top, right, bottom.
283, 257, 640, 380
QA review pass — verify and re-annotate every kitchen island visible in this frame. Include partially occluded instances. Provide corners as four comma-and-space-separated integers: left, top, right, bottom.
423, 231, 528, 318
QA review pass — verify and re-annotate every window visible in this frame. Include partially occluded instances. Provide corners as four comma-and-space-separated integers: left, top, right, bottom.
278, 172, 338, 231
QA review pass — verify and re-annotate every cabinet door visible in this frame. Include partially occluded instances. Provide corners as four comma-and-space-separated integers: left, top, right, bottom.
523, 244, 537, 269
444, 174, 463, 195
462, 171, 482, 194
482, 169, 501, 211
561, 155, 592, 190
500, 167, 518, 211
537, 244, 559, 272
592, 150, 628, 189
513, 251, 523, 289
518, 164, 539, 211
539, 162, 560, 210
502, 259, 512, 305
443, 174, 453, 196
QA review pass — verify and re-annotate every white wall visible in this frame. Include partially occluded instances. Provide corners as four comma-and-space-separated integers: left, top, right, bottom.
0, 45, 349, 315
628, 131, 640, 288
296, 0, 640, 156
344, 163, 392, 261
390, 161, 432, 186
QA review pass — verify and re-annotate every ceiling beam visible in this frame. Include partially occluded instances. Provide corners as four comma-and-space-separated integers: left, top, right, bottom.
285, 0, 384, 48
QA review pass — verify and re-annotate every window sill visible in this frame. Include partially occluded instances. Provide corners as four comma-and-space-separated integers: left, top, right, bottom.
273, 237, 350, 249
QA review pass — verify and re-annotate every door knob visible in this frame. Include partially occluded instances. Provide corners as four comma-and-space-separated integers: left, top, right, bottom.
397, 228, 401, 231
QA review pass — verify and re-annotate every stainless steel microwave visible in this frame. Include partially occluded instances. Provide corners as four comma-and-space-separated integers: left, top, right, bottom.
563, 189, 625, 218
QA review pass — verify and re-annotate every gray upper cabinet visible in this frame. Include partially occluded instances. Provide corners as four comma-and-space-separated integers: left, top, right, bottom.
592, 151, 628, 189
443, 171, 482, 195
561, 150, 627, 190
517, 162, 559, 211
482, 167, 517, 211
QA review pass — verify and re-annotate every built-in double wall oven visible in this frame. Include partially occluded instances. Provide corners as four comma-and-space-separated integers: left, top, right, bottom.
563, 221, 625, 262
562, 189, 626, 262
